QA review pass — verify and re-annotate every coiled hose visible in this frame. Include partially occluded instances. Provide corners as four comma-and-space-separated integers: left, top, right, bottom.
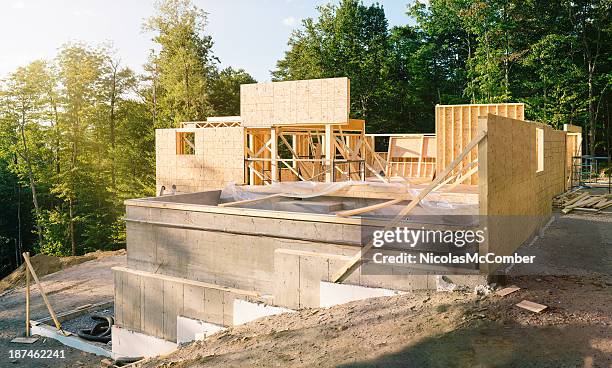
77, 314, 114, 343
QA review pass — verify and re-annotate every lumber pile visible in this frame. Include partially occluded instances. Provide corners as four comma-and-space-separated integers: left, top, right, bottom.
554, 190, 612, 214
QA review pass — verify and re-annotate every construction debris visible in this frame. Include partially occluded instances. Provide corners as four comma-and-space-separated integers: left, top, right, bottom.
554, 189, 612, 214
10, 337, 38, 344
495, 286, 521, 297
516, 300, 548, 313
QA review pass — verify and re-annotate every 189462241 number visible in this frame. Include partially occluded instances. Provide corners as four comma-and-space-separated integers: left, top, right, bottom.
9, 349, 65, 359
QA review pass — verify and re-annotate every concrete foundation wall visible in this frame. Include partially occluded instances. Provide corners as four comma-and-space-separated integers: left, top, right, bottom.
113, 267, 258, 342
124, 204, 363, 294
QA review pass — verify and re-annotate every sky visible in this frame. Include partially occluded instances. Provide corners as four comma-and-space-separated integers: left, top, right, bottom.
0, 0, 416, 82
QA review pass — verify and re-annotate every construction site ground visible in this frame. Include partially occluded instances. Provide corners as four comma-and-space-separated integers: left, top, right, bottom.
0, 251, 125, 367
0, 211, 610, 368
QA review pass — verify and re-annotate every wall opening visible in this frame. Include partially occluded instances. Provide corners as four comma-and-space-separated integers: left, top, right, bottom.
536, 128, 544, 172
176, 132, 195, 155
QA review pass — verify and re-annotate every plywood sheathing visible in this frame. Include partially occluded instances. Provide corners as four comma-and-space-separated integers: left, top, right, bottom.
478, 113, 566, 273
240, 77, 350, 127
155, 127, 245, 193
435, 103, 524, 184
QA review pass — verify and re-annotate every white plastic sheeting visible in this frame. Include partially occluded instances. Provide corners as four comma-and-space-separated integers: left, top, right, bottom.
220, 181, 478, 218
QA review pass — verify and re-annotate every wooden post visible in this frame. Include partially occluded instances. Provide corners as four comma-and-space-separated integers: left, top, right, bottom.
25, 252, 30, 337
325, 124, 333, 182
270, 128, 278, 182
22, 252, 63, 333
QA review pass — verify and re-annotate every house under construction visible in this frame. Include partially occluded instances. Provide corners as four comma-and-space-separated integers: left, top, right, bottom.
110, 77, 582, 357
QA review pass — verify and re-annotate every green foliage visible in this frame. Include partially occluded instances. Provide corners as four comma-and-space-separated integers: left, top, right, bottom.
0, 0, 255, 260
144, 0, 218, 124
208, 67, 256, 116
275, 0, 610, 151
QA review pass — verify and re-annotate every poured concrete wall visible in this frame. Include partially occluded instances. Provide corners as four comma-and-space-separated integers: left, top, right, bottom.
156, 127, 244, 193
113, 267, 259, 341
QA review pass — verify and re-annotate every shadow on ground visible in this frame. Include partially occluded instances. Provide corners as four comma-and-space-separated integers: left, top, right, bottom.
339, 319, 609, 368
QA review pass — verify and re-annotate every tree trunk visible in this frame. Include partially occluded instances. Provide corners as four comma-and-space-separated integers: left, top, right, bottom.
588, 63, 595, 155
110, 66, 117, 189
69, 198, 76, 256
19, 112, 43, 247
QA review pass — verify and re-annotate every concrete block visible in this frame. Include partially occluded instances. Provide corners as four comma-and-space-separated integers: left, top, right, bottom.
273, 249, 300, 309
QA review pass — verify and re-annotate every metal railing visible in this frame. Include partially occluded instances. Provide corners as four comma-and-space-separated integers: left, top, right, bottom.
572, 155, 611, 193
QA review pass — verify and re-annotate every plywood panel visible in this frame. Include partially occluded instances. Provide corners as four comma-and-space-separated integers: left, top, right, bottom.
241, 78, 350, 127
479, 113, 567, 273
435, 103, 525, 184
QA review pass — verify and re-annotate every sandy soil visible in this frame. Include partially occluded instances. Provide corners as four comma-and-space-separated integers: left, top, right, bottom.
0, 251, 126, 368
135, 274, 610, 368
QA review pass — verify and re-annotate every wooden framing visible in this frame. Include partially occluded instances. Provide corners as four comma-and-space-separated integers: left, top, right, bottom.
331, 130, 488, 282
386, 134, 436, 179
244, 120, 367, 184
435, 103, 524, 185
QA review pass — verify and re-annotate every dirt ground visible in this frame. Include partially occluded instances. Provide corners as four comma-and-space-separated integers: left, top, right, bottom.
0, 209, 610, 368
0, 251, 126, 368
0, 250, 125, 294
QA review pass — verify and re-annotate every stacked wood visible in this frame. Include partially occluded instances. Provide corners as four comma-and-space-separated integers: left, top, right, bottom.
554, 190, 612, 214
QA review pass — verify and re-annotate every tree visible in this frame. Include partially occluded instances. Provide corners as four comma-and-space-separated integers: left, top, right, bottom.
144, 0, 218, 125
3, 61, 58, 248
273, 0, 403, 132
55, 43, 105, 255
208, 67, 256, 116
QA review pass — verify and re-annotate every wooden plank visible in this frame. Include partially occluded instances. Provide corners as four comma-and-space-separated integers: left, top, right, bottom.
219, 193, 284, 207
25, 252, 30, 337
336, 198, 404, 217
325, 124, 333, 182
332, 130, 487, 282
495, 286, 521, 297
11, 337, 39, 344
446, 165, 479, 191
417, 135, 425, 177
22, 253, 63, 333
516, 300, 548, 313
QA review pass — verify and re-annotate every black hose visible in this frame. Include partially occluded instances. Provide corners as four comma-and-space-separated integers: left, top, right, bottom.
77, 314, 115, 343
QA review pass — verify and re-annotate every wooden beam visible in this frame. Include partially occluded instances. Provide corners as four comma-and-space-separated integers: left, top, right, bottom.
22, 252, 64, 333
25, 252, 30, 337
219, 193, 284, 207
270, 128, 278, 182
445, 165, 479, 191
336, 198, 404, 217
332, 130, 487, 283
325, 124, 333, 182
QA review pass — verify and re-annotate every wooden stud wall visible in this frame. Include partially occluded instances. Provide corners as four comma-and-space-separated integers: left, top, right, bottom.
436, 103, 524, 184
240, 78, 350, 127
386, 135, 436, 178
